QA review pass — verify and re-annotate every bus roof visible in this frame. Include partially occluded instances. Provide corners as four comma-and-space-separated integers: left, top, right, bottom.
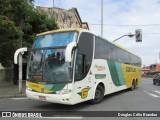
37, 28, 83, 37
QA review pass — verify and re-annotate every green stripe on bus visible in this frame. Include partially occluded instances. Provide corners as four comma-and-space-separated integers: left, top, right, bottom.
44, 84, 66, 91
115, 62, 126, 85
107, 61, 122, 86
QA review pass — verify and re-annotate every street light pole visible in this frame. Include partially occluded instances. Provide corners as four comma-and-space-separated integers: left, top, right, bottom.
51, 0, 54, 19
113, 34, 134, 42
101, 0, 103, 36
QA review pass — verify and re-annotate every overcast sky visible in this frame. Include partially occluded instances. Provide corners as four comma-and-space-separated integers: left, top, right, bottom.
35, 0, 160, 66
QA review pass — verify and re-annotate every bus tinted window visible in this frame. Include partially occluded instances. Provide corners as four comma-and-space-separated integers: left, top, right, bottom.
34, 32, 78, 48
94, 36, 141, 67
95, 37, 108, 59
75, 32, 93, 81
109, 44, 117, 61
117, 48, 124, 63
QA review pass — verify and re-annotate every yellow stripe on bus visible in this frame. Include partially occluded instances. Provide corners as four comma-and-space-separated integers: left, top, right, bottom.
27, 81, 54, 93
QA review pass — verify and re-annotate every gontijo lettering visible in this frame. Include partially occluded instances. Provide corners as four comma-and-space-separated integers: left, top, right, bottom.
126, 67, 136, 72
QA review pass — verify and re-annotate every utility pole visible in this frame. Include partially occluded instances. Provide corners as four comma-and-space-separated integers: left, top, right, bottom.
101, 0, 103, 36
18, 12, 23, 93
17, 0, 27, 93
51, 0, 54, 19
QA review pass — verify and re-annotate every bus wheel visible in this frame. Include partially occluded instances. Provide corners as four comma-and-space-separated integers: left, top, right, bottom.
130, 80, 136, 90
90, 85, 104, 104
136, 80, 138, 87
153, 80, 156, 85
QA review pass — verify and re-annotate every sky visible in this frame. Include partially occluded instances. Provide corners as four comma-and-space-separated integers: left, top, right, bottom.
34, 0, 160, 66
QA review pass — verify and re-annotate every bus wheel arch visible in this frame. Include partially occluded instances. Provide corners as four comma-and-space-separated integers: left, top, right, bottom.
135, 78, 138, 86
130, 79, 136, 90
90, 82, 105, 104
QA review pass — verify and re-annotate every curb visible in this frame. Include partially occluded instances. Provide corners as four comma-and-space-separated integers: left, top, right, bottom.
0, 94, 26, 99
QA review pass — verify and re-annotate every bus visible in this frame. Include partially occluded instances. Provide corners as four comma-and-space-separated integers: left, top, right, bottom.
26, 28, 141, 105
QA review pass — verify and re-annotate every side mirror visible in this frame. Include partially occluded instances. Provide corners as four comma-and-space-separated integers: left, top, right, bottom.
65, 42, 77, 62
14, 47, 27, 64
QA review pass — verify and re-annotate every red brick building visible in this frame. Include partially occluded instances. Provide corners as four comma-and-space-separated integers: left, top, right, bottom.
142, 64, 160, 76
150, 64, 160, 72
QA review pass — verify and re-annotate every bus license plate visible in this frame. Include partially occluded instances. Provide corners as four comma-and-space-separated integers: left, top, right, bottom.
39, 96, 46, 100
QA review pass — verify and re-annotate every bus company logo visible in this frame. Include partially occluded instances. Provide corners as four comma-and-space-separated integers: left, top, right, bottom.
78, 88, 90, 99
94, 65, 105, 71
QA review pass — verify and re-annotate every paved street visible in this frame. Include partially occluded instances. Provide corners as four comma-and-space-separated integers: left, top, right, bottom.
0, 77, 160, 120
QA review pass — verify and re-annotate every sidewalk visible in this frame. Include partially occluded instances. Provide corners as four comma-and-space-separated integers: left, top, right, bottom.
0, 81, 26, 98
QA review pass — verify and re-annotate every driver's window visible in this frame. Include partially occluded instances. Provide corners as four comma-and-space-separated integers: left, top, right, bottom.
75, 54, 85, 81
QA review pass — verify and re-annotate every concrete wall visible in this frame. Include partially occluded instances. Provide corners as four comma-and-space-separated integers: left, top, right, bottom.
0, 69, 13, 82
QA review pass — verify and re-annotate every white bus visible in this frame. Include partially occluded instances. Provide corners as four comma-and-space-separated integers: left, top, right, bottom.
26, 28, 141, 105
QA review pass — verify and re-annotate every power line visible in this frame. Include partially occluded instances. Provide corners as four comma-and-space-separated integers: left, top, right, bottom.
88, 23, 160, 26
143, 33, 160, 35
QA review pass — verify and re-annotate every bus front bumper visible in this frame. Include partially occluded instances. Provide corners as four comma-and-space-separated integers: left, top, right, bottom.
26, 89, 74, 105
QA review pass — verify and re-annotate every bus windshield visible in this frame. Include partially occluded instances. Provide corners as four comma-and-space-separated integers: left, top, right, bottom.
27, 31, 78, 83
34, 31, 78, 48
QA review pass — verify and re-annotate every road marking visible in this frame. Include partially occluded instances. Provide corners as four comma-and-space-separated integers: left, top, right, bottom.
153, 90, 160, 94
143, 90, 159, 97
11, 97, 28, 100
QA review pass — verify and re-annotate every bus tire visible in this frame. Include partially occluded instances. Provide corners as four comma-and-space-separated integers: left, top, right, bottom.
90, 85, 104, 104
130, 80, 136, 90
153, 80, 156, 85
136, 79, 138, 87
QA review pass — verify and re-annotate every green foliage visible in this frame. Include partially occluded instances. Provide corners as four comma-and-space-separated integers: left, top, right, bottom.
0, 15, 20, 67
0, 0, 58, 67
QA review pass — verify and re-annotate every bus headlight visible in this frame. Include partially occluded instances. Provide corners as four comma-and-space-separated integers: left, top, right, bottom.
26, 86, 33, 91
26, 82, 32, 91
56, 89, 71, 94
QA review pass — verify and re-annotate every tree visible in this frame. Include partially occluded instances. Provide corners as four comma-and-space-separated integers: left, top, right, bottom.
0, 0, 58, 67
0, 16, 21, 67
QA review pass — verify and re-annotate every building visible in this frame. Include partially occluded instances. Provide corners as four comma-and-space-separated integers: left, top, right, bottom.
150, 63, 160, 72
141, 64, 160, 76
141, 66, 150, 76
36, 6, 89, 30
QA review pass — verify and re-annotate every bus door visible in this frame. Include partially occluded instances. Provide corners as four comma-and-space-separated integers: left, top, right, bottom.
72, 32, 94, 104
73, 53, 94, 103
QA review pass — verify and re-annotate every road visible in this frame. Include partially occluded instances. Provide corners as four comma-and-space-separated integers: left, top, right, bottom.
0, 77, 160, 120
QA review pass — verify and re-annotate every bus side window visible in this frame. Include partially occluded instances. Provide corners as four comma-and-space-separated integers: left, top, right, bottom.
75, 53, 86, 81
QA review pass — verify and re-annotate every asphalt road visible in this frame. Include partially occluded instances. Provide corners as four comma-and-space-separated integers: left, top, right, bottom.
0, 77, 160, 120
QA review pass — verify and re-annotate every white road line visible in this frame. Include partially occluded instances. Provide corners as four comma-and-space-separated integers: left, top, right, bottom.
153, 90, 160, 94
143, 90, 159, 97
11, 97, 28, 100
